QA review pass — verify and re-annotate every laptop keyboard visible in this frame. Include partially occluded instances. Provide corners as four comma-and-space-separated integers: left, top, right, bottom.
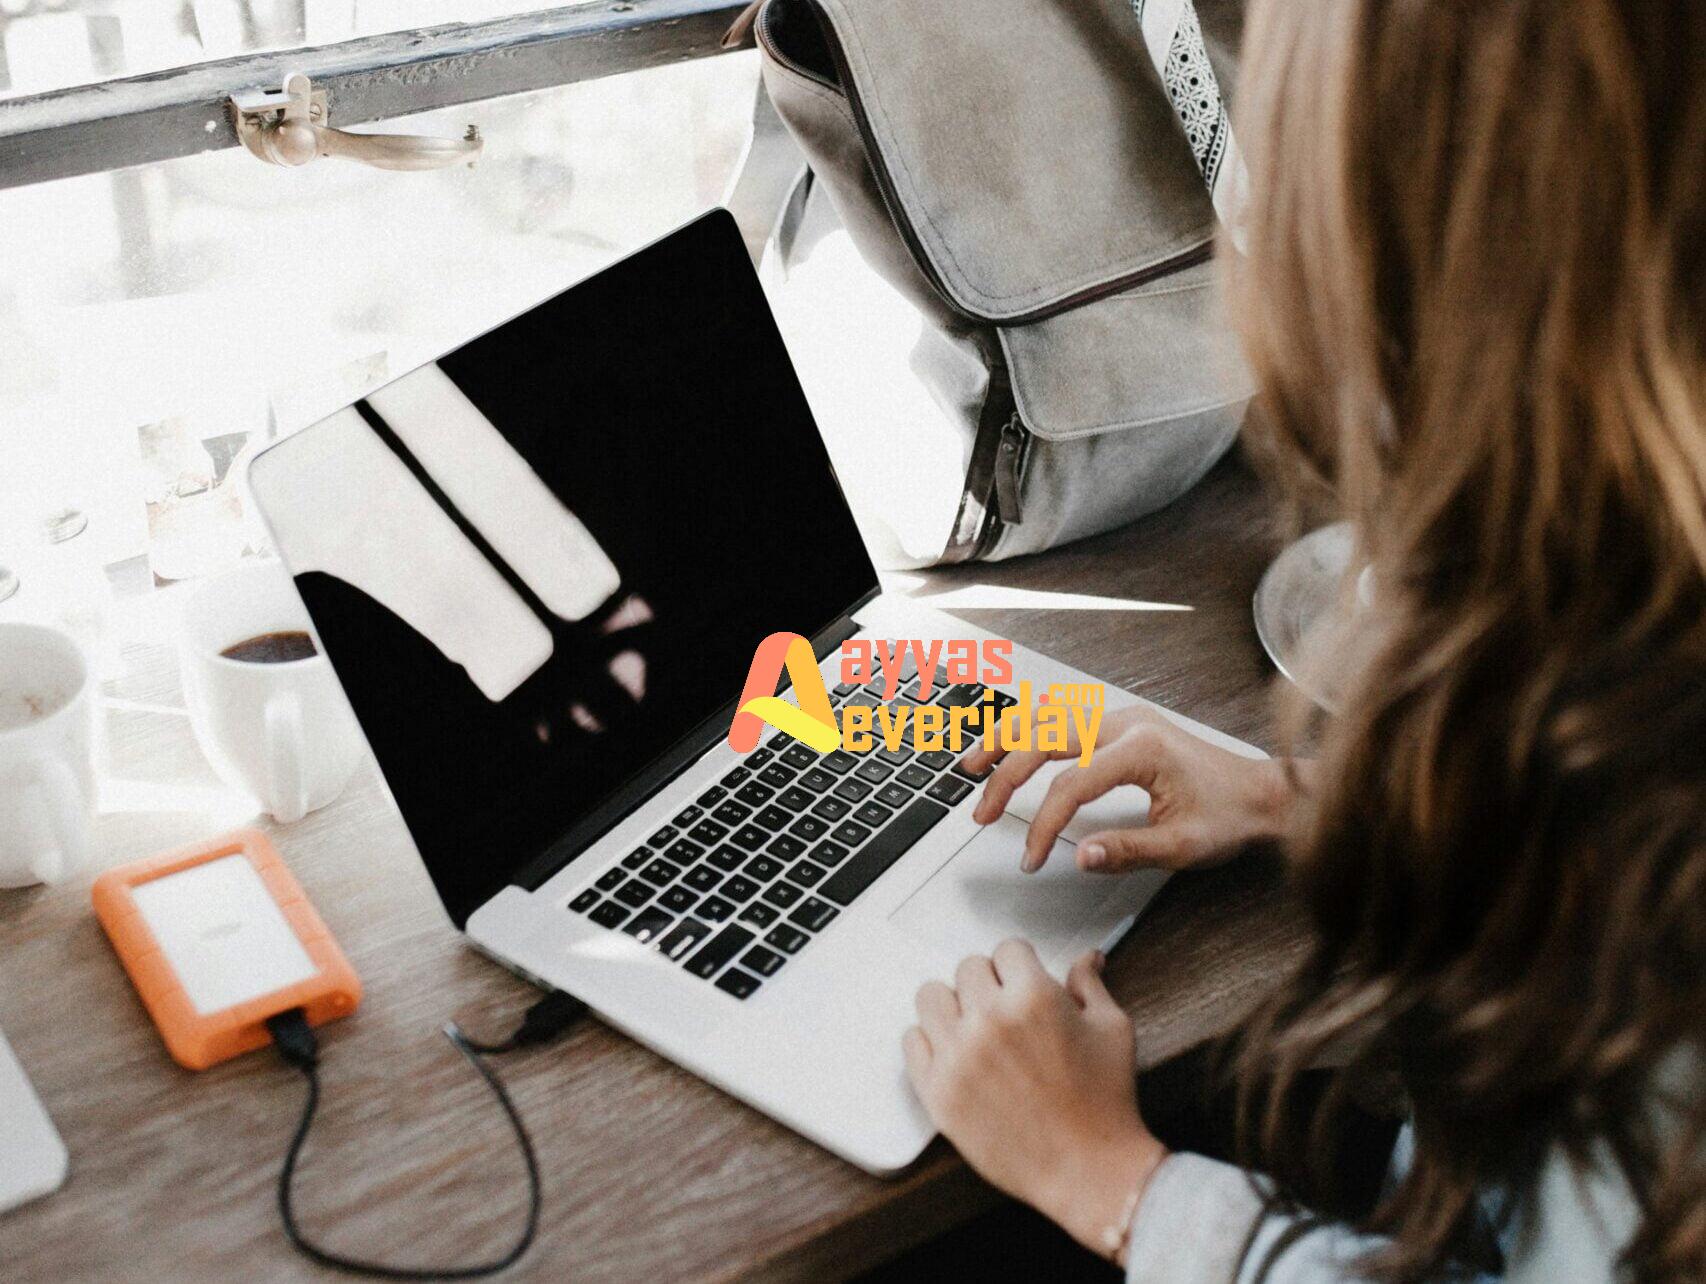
565, 676, 1017, 1000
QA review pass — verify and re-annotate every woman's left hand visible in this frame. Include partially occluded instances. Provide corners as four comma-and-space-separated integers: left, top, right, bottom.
902, 939, 1168, 1259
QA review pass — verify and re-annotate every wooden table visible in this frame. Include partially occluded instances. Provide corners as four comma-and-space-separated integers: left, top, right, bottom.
0, 457, 1308, 1282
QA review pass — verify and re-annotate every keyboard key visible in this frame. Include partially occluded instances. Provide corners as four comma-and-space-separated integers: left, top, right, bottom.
811, 796, 851, 821
927, 775, 975, 806
915, 749, 954, 772
714, 969, 762, 1000
734, 782, 774, 808
789, 815, 828, 842
777, 786, 814, 812
853, 801, 894, 828
745, 747, 775, 768
821, 799, 950, 906
821, 750, 858, 775
649, 825, 679, 847
660, 886, 699, 914
764, 924, 810, 954
697, 785, 728, 807
745, 854, 785, 881
623, 907, 674, 944
766, 834, 807, 861
875, 746, 912, 768
666, 839, 706, 866
780, 744, 817, 770
640, 858, 682, 887
684, 865, 722, 893
673, 805, 703, 827
758, 764, 795, 789
721, 765, 751, 787
740, 945, 786, 976
614, 879, 654, 908
789, 897, 839, 932
797, 768, 836, 794
762, 881, 803, 909
768, 731, 792, 749
688, 819, 729, 846
876, 783, 913, 809
897, 764, 935, 789
568, 888, 599, 913
712, 800, 752, 826
936, 684, 985, 709
831, 821, 871, 847
832, 681, 861, 698
698, 895, 735, 923
834, 778, 874, 802
721, 875, 761, 903
589, 901, 629, 929
684, 924, 755, 977
731, 824, 770, 852
707, 844, 747, 872
855, 760, 893, 784
621, 846, 652, 870
754, 805, 792, 831
658, 918, 711, 962
595, 867, 625, 891
738, 901, 779, 928
785, 861, 828, 889
953, 753, 994, 781
809, 840, 851, 867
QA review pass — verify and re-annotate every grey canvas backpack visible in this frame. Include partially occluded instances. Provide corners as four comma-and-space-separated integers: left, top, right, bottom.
729, 0, 1253, 562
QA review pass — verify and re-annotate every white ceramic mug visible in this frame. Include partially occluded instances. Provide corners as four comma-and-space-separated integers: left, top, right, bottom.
178, 563, 362, 824
0, 624, 97, 887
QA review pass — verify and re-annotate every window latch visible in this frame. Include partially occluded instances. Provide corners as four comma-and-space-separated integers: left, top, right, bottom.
229, 73, 482, 171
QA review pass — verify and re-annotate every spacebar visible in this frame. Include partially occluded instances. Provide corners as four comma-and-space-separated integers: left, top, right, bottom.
820, 798, 950, 906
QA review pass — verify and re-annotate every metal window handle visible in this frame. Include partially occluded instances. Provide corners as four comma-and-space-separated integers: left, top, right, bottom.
230, 73, 482, 171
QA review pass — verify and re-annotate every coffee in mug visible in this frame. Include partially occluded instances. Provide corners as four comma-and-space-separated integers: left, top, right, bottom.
179, 564, 362, 825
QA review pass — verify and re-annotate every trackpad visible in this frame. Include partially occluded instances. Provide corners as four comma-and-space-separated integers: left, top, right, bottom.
889, 816, 1157, 967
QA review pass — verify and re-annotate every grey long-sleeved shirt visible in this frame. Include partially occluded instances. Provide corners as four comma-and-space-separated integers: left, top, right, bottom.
1125, 1125, 1641, 1282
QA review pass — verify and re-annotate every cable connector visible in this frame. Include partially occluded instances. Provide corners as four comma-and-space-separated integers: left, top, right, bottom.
266, 1008, 319, 1072
448, 990, 588, 1056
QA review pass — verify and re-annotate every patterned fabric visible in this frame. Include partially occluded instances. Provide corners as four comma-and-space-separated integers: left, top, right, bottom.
1131, 0, 1248, 250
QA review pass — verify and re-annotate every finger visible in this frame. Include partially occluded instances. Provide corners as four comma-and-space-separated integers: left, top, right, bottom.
914, 979, 961, 1043
974, 746, 1071, 825
990, 937, 1046, 990
958, 743, 1008, 780
1077, 821, 1204, 873
1022, 731, 1167, 871
1065, 950, 1122, 1018
902, 1025, 933, 1092
954, 954, 1000, 1010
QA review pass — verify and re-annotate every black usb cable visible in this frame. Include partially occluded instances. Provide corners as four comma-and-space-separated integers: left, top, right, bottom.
265, 990, 588, 1279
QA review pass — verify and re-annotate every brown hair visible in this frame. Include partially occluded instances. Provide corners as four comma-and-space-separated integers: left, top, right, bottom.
1225, 0, 1705, 1278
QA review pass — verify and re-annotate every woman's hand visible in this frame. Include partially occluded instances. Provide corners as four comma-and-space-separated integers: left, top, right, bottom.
965, 704, 1299, 874
903, 940, 1167, 1260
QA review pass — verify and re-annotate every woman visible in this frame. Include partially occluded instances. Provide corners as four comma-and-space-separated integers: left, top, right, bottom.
901, 0, 1704, 1278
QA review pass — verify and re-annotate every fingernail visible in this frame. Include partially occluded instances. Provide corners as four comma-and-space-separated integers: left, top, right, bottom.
1021, 851, 1038, 873
1081, 842, 1105, 869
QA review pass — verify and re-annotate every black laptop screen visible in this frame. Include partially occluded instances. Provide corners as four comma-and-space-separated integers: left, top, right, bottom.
279, 211, 877, 927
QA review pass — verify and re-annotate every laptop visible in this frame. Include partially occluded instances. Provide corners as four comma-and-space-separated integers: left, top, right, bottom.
246, 209, 1264, 1173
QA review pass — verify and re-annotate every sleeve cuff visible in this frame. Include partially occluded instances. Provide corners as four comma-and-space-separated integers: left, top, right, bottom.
1124, 1151, 1269, 1284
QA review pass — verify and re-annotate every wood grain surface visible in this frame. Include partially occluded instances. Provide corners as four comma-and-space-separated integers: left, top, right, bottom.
0, 456, 1308, 1282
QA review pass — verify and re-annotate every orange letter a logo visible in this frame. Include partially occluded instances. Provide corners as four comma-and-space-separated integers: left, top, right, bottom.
728, 632, 840, 754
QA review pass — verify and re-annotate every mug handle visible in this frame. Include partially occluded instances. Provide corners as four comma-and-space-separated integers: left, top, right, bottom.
263, 692, 309, 825
25, 755, 91, 884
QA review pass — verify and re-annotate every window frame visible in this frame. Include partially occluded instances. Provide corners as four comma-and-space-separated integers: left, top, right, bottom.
0, 0, 751, 191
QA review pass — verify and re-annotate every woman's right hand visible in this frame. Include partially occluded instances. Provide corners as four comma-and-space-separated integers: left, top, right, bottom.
965, 705, 1299, 874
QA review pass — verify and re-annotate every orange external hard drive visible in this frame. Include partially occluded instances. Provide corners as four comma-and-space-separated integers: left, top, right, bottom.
93, 829, 360, 1070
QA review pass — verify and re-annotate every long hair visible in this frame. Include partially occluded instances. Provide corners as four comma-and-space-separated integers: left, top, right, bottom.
1225, 0, 1706, 1278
